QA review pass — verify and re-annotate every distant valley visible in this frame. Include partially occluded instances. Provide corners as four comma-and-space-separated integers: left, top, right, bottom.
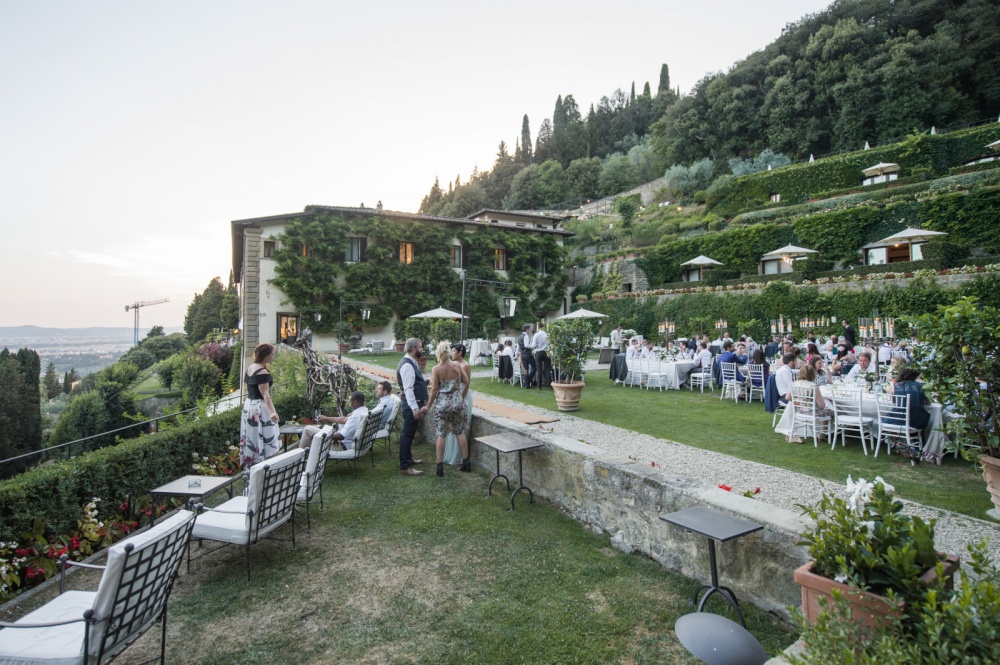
0, 326, 184, 376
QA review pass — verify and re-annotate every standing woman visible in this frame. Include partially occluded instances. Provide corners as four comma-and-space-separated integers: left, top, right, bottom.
420, 341, 470, 477
240, 343, 280, 468
442, 344, 473, 466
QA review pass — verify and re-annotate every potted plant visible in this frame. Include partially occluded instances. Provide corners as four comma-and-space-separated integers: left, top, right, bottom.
547, 317, 592, 411
907, 297, 1000, 516
335, 321, 354, 355
392, 319, 407, 352
404, 318, 432, 371
795, 476, 959, 630
592, 292, 604, 301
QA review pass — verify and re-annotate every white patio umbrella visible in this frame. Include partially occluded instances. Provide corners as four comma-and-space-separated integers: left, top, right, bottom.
680, 255, 724, 267
557, 308, 609, 319
408, 306, 467, 319
876, 227, 948, 262
861, 162, 901, 177
760, 244, 819, 260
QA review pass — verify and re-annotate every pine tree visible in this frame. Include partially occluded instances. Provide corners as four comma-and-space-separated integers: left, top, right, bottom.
63, 368, 77, 394
43, 362, 61, 400
520, 114, 533, 164
657, 63, 670, 94
0, 348, 42, 476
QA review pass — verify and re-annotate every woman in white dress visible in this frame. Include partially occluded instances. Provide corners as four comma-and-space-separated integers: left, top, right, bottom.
442, 344, 473, 466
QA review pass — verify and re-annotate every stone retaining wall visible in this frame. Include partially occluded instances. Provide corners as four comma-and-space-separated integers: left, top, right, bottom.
462, 411, 810, 617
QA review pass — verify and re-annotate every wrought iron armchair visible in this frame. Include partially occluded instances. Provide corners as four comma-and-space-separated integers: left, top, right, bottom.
328, 410, 379, 478
297, 426, 334, 531
373, 395, 401, 455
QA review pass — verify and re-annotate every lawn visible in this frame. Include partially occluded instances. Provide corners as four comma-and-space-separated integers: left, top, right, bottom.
17, 448, 798, 664
470, 373, 991, 519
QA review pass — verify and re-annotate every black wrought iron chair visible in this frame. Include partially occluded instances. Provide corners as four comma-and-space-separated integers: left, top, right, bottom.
188, 448, 306, 582
327, 410, 378, 478
373, 396, 401, 455
297, 426, 334, 531
0, 509, 196, 665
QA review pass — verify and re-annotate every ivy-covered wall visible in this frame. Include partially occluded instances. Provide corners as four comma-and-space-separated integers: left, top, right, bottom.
269, 211, 568, 337
579, 274, 1000, 344
712, 124, 1000, 216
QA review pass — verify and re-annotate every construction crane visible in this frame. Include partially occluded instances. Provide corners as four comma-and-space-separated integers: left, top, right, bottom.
125, 298, 169, 346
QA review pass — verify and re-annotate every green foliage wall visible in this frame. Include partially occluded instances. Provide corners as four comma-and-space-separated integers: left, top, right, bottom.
271, 211, 568, 338
577, 274, 1000, 343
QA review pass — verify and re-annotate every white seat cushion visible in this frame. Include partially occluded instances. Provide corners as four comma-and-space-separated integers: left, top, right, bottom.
246, 449, 306, 523
838, 416, 873, 424
328, 448, 362, 460
192, 496, 251, 544
0, 590, 94, 665
374, 428, 389, 439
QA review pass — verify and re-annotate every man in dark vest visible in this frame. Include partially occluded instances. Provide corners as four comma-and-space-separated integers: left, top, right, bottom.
395, 338, 426, 476
519, 324, 536, 389
842, 319, 857, 350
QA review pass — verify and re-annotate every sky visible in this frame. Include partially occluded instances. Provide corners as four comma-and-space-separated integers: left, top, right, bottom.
0, 0, 833, 329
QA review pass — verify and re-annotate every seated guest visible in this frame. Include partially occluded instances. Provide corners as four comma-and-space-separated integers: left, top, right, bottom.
693, 341, 712, 371
735, 342, 748, 364
317, 391, 369, 451
748, 348, 769, 386
887, 367, 930, 431
805, 343, 822, 365
845, 351, 875, 381
716, 341, 745, 386
676, 340, 695, 360
764, 336, 781, 360
787, 364, 833, 443
809, 356, 829, 387
375, 381, 395, 429
774, 353, 797, 405
894, 340, 912, 364
640, 340, 657, 359
664, 340, 677, 356
626, 338, 642, 360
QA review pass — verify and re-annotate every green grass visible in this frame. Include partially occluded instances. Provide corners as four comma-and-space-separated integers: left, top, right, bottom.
471, 374, 991, 518
131, 369, 170, 398
38, 449, 795, 664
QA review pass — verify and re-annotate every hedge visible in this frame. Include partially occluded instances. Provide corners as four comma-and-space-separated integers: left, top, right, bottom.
0, 393, 308, 541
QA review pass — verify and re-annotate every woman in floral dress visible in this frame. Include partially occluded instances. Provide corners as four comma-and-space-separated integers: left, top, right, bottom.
421, 340, 470, 477
442, 343, 473, 467
240, 343, 280, 468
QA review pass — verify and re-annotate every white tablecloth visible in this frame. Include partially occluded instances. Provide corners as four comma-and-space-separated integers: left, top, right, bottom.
659, 361, 698, 389
468, 339, 493, 365
773, 385, 945, 460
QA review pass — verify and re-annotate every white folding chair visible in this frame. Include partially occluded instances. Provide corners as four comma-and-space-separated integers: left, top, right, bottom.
689, 358, 714, 393
645, 359, 668, 391
719, 362, 741, 403
830, 387, 873, 455
746, 364, 766, 403
491, 354, 500, 382
874, 392, 923, 458
511, 357, 523, 387
790, 385, 832, 447
625, 358, 645, 387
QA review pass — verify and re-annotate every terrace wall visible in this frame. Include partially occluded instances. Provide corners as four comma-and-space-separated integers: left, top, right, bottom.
464, 412, 810, 617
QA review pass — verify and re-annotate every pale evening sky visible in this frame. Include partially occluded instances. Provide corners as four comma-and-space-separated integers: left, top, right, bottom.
0, 0, 832, 329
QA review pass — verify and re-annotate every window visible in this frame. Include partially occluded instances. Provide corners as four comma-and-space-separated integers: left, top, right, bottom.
301, 244, 310, 257
277, 314, 299, 345
345, 237, 366, 263
399, 242, 414, 264
451, 245, 463, 269
769, 193, 781, 203
867, 247, 887, 265
263, 240, 275, 258
494, 247, 507, 271
537, 254, 546, 275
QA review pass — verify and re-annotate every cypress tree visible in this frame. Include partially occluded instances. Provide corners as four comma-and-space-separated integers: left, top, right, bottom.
43, 362, 61, 400
657, 63, 670, 94
520, 114, 533, 164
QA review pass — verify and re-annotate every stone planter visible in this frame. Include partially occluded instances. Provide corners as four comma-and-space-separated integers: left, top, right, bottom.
981, 455, 1000, 516
416, 356, 428, 372
338, 343, 351, 354
607, 294, 618, 300
794, 555, 960, 629
394, 342, 405, 353
551, 381, 585, 412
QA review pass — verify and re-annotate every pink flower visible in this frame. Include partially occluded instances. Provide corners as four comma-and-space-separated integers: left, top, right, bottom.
718, 484, 732, 492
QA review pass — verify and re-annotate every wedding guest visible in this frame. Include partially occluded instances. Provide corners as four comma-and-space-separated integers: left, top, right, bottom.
809, 355, 829, 386
887, 367, 930, 431
677, 340, 695, 360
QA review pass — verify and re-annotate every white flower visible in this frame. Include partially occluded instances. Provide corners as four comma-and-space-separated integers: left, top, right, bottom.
834, 573, 848, 584
873, 476, 895, 495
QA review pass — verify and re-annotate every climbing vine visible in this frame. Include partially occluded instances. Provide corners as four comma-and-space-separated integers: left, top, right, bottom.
269, 211, 568, 336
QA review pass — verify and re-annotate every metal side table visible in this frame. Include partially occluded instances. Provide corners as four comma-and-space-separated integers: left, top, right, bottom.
659, 506, 763, 627
476, 433, 544, 511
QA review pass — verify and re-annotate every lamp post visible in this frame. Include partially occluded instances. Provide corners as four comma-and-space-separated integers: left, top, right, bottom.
460, 272, 514, 341
338, 300, 371, 361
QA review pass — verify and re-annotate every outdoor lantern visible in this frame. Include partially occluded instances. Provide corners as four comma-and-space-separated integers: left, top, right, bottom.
361, 307, 371, 321
313, 312, 322, 322
500, 296, 517, 319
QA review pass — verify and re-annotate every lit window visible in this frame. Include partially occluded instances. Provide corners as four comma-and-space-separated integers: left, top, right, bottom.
537, 254, 546, 275
451, 245, 463, 268
301, 244, 309, 257
345, 237, 365, 263
769, 193, 781, 203
263, 240, 275, 258
399, 242, 414, 264
494, 248, 506, 271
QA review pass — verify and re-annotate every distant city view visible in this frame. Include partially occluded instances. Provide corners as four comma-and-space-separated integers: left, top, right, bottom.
0, 326, 183, 376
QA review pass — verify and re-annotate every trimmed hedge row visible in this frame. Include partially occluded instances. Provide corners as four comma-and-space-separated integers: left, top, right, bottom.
712, 124, 1000, 218
0, 393, 308, 541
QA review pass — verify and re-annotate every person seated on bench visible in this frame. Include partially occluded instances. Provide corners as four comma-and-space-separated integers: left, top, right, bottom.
299, 391, 368, 451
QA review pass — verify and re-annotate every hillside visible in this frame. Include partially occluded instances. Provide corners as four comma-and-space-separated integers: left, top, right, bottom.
418, 0, 999, 219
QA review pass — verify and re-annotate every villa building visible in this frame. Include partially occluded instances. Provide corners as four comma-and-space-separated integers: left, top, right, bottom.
230, 204, 570, 365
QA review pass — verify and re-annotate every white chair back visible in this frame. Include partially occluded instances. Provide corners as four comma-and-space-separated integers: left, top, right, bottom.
247, 448, 306, 531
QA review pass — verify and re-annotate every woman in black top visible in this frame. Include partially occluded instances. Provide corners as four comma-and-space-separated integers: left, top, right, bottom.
240, 343, 280, 468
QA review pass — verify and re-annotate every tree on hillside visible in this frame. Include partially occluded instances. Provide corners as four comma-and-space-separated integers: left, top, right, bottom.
419, 176, 444, 213
63, 368, 77, 395
146, 325, 164, 338
534, 119, 555, 164
184, 277, 226, 343
43, 362, 61, 400
520, 115, 533, 164
598, 153, 639, 197
565, 157, 602, 201
0, 348, 42, 476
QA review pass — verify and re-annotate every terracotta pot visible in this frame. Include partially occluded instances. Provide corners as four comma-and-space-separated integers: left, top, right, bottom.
607, 294, 618, 300
416, 356, 428, 372
338, 343, 351, 354
551, 381, 585, 412
394, 342, 404, 353
981, 455, 1000, 515
592, 296, 603, 301
794, 555, 960, 629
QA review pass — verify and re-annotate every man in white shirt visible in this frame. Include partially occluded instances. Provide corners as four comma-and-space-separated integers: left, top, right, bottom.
374, 381, 395, 430
774, 353, 796, 403
625, 338, 642, 360
845, 351, 875, 381
610, 325, 624, 353
640, 340, 657, 359
533, 322, 550, 388
327, 391, 369, 450
676, 339, 695, 360
692, 341, 712, 370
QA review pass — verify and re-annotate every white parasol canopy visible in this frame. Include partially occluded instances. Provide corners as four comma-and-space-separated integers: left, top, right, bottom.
680, 255, 724, 267
760, 244, 818, 260
408, 307, 467, 319
861, 162, 901, 177
557, 308, 609, 320
877, 227, 948, 245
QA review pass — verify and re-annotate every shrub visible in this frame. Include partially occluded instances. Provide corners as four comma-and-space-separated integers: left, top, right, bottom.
197, 342, 233, 375
174, 356, 222, 406
155, 354, 183, 389
431, 320, 461, 345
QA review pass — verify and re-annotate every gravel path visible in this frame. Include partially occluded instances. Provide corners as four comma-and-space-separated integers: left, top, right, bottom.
353, 357, 1000, 561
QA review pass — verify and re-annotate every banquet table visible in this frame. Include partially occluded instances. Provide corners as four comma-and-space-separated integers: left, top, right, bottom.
773, 384, 947, 462
469, 339, 493, 366
658, 360, 698, 389
609, 354, 628, 382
